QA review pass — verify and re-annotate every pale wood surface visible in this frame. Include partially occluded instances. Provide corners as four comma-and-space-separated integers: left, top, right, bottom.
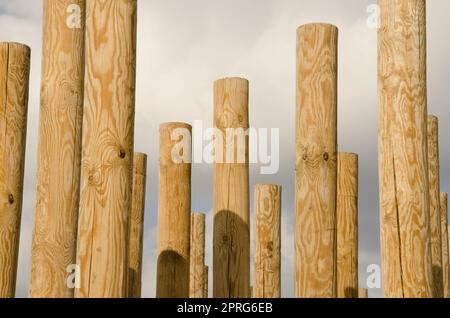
189, 213, 206, 298
253, 184, 282, 298
378, 0, 433, 298
441, 193, 450, 298
30, 0, 85, 298
213, 77, 250, 298
156, 123, 192, 298
295, 23, 338, 298
0, 42, 30, 298
336, 153, 358, 298
75, 0, 137, 298
127, 153, 147, 298
358, 288, 368, 298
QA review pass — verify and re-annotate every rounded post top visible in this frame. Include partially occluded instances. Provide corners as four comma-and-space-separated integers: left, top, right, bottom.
214, 77, 249, 86
297, 23, 338, 34
160, 122, 192, 131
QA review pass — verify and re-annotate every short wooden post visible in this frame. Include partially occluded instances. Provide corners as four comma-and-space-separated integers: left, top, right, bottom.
127, 153, 147, 298
428, 116, 443, 297
189, 213, 206, 298
337, 153, 359, 298
440, 193, 450, 298
203, 266, 209, 298
30, 0, 86, 298
295, 23, 338, 298
75, 0, 137, 298
156, 122, 192, 298
213, 78, 250, 298
358, 288, 368, 298
0, 42, 30, 298
253, 184, 282, 298
378, 0, 433, 298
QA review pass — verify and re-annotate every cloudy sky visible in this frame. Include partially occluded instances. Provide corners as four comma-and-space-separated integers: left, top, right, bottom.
1, 0, 450, 298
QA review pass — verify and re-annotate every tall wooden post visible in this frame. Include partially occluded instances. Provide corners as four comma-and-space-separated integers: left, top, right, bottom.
156, 123, 192, 298
30, 0, 86, 298
127, 153, 147, 298
254, 184, 282, 298
379, 0, 433, 298
213, 77, 250, 298
75, 0, 137, 298
295, 23, 338, 298
0, 42, 30, 298
428, 116, 443, 297
203, 266, 209, 298
190, 213, 206, 298
337, 153, 359, 298
441, 193, 450, 298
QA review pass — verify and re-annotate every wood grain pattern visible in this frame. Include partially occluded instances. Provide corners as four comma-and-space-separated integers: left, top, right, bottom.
336, 153, 358, 298
0, 42, 30, 298
428, 116, 443, 297
358, 288, 368, 298
127, 153, 147, 298
295, 23, 338, 298
378, 0, 433, 298
30, 0, 86, 298
156, 123, 192, 298
440, 193, 450, 298
253, 184, 281, 298
75, 0, 137, 298
189, 213, 206, 298
213, 78, 250, 298
203, 265, 209, 298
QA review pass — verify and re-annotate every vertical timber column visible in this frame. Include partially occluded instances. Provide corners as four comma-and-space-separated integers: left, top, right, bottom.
213, 77, 250, 298
379, 0, 433, 298
127, 153, 147, 298
0, 42, 30, 298
441, 193, 450, 298
428, 116, 443, 297
76, 0, 137, 298
189, 213, 206, 298
30, 0, 86, 298
295, 23, 338, 298
203, 266, 209, 298
156, 123, 192, 298
336, 153, 359, 298
254, 184, 282, 298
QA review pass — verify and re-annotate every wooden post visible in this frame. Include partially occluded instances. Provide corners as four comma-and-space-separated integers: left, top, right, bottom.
379, 0, 433, 298
189, 213, 206, 298
0, 42, 30, 298
254, 184, 282, 298
156, 122, 192, 298
358, 288, 368, 298
29, 0, 86, 298
337, 153, 359, 298
441, 193, 450, 298
203, 266, 209, 298
295, 23, 338, 298
213, 77, 250, 298
127, 153, 147, 298
428, 116, 443, 297
75, 0, 137, 298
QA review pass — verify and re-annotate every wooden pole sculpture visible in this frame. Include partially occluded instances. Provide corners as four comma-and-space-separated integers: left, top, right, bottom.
0, 42, 30, 298
75, 0, 137, 298
441, 193, 450, 298
213, 77, 250, 298
30, 0, 86, 298
156, 123, 192, 298
189, 213, 206, 298
379, 0, 433, 298
337, 153, 359, 298
254, 184, 282, 298
295, 23, 338, 298
127, 153, 147, 298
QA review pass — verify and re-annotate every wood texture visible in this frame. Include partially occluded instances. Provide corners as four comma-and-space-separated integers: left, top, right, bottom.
75, 0, 137, 298
295, 23, 338, 298
337, 153, 358, 298
0, 42, 30, 298
358, 288, 368, 298
428, 116, 443, 297
203, 265, 209, 298
189, 213, 206, 298
378, 0, 433, 298
213, 77, 250, 298
156, 123, 192, 298
441, 193, 450, 298
253, 184, 282, 298
127, 153, 147, 298
30, 0, 86, 298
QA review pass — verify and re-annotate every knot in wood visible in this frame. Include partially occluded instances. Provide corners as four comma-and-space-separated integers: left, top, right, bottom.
222, 235, 229, 243
8, 194, 15, 205
323, 152, 329, 161
119, 148, 127, 159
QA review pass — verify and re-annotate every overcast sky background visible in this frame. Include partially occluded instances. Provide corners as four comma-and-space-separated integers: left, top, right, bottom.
1, 0, 450, 298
